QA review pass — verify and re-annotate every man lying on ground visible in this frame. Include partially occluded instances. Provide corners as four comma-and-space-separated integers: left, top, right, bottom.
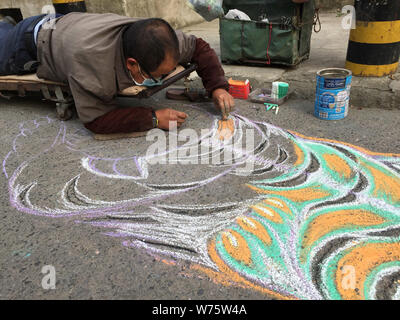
0, 13, 235, 133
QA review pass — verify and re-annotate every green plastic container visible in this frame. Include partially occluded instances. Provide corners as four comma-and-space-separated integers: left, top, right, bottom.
220, 0, 316, 66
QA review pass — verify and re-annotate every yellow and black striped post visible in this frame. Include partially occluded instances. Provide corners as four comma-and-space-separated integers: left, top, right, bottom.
345, 0, 400, 77
52, 0, 86, 15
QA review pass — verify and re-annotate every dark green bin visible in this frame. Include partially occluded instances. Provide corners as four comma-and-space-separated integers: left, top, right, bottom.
220, 0, 316, 66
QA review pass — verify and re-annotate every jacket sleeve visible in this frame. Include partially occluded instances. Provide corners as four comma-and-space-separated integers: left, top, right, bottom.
84, 107, 154, 134
68, 76, 154, 134
191, 37, 230, 95
175, 31, 229, 96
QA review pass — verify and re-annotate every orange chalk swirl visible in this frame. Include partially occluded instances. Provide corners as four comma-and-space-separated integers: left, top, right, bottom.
221, 230, 252, 266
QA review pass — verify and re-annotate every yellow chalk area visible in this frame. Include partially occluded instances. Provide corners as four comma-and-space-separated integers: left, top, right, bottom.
189, 240, 297, 300
345, 61, 399, 77
221, 230, 252, 266
151, 255, 177, 266
300, 209, 386, 262
322, 153, 353, 180
288, 130, 400, 158
293, 142, 305, 167
217, 119, 235, 141
250, 204, 284, 224
350, 21, 400, 44
362, 161, 400, 203
263, 197, 292, 215
161, 259, 177, 266
336, 242, 400, 300
247, 184, 331, 203
237, 216, 272, 245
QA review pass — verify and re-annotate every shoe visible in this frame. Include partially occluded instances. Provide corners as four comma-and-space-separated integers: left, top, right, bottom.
0, 15, 17, 26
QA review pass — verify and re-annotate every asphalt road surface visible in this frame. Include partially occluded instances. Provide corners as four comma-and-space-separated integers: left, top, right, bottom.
0, 90, 399, 300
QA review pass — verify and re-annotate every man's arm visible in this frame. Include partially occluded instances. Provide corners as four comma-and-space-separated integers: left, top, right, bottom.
176, 31, 234, 119
191, 37, 234, 119
84, 107, 188, 134
84, 107, 154, 134
176, 31, 229, 95
191, 37, 230, 95
68, 74, 155, 134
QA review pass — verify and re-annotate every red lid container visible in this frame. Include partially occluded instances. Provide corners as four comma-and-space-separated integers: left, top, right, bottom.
228, 78, 250, 99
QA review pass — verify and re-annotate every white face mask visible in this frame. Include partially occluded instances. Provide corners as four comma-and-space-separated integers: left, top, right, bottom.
130, 64, 163, 87
131, 76, 163, 87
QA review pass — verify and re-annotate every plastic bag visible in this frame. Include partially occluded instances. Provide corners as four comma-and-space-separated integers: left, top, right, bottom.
186, 0, 224, 21
225, 9, 251, 21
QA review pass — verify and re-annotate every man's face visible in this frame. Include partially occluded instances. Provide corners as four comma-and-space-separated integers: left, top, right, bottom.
126, 53, 178, 84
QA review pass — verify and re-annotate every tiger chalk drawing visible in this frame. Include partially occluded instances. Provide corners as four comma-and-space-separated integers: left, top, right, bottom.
2, 106, 400, 300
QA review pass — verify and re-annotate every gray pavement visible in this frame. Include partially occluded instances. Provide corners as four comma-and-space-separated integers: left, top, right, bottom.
0, 97, 270, 300
0, 12, 399, 301
0, 89, 399, 300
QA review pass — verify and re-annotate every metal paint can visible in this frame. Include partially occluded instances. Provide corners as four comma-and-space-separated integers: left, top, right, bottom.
314, 68, 352, 120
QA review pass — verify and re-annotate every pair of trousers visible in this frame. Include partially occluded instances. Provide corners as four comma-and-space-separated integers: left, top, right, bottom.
0, 15, 46, 76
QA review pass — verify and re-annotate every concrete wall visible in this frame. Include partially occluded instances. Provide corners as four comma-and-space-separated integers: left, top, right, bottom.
86, 0, 204, 29
1, 0, 51, 18
1, 0, 356, 27
0, 0, 205, 29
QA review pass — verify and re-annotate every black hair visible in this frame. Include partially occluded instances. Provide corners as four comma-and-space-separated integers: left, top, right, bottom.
122, 18, 180, 73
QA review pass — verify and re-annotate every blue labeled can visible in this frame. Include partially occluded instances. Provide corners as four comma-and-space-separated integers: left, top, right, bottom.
315, 68, 352, 120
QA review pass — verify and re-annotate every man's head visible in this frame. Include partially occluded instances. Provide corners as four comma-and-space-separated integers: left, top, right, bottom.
123, 18, 180, 85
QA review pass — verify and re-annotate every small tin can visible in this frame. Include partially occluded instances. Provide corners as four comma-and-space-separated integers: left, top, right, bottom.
315, 68, 352, 120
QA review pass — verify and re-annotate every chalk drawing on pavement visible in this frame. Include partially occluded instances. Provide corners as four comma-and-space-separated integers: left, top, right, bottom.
2, 106, 400, 300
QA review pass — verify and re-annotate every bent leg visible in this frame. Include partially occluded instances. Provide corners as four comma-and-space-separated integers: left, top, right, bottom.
0, 15, 45, 75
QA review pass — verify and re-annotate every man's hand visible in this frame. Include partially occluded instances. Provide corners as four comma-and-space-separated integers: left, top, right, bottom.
212, 88, 235, 120
155, 108, 188, 130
